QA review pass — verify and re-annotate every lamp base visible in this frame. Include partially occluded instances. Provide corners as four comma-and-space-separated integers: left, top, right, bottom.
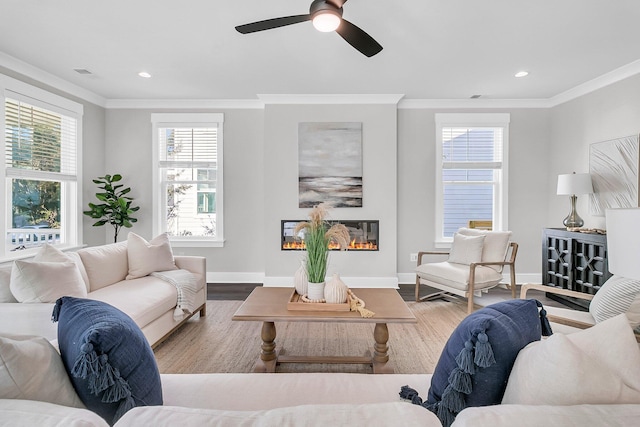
563, 194, 584, 228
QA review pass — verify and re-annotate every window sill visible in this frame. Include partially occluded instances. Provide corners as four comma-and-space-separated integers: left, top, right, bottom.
169, 239, 225, 248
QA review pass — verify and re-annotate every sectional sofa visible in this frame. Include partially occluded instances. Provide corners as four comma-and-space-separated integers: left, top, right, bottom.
0, 236, 206, 348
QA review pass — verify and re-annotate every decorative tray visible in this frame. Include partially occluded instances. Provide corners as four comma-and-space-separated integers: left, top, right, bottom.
287, 290, 351, 312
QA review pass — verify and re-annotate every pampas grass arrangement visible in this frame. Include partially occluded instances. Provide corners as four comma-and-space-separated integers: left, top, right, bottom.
294, 203, 350, 284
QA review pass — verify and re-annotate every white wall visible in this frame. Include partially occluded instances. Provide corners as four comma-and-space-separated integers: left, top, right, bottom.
548, 73, 640, 230
262, 103, 399, 287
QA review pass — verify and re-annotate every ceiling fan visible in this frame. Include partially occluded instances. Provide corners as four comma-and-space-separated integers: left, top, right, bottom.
235, 0, 383, 57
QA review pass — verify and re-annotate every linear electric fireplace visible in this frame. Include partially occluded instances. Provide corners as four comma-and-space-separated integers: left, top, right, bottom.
281, 220, 379, 251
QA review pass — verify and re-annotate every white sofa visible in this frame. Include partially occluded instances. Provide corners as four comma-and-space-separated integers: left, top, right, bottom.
0, 241, 206, 348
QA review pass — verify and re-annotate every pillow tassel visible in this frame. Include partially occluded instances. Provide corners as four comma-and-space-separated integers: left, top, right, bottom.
436, 399, 456, 427
399, 385, 424, 405
101, 374, 132, 404
441, 384, 466, 413
455, 340, 475, 374
72, 342, 99, 379
535, 300, 553, 336
448, 367, 472, 394
89, 354, 116, 394
473, 331, 496, 368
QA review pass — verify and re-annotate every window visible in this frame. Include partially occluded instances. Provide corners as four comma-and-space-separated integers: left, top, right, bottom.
1, 75, 82, 259
151, 113, 224, 246
434, 113, 510, 245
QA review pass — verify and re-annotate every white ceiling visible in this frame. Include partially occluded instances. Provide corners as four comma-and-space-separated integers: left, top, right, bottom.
2, 0, 640, 103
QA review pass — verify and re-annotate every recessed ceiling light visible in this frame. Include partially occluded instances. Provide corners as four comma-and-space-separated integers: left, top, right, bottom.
515, 71, 529, 78
138, 71, 152, 78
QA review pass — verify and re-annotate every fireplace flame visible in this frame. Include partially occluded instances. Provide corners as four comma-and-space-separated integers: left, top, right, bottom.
282, 239, 377, 251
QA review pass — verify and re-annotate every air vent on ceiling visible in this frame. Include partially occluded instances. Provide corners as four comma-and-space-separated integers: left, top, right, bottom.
74, 68, 93, 75
470, 94, 482, 99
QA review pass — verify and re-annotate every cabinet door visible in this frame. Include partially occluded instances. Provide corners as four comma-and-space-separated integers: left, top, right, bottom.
543, 233, 572, 290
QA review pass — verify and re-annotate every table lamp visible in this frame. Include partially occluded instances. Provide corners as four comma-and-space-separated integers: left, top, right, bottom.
557, 172, 593, 228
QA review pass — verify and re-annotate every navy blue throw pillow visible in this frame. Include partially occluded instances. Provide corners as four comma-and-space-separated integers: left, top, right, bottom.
400, 299, 551, 427
52, 297, 162, 425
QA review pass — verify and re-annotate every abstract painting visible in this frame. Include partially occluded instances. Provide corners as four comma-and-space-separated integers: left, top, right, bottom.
589, 134, 640, 216
298, 122, 363, 208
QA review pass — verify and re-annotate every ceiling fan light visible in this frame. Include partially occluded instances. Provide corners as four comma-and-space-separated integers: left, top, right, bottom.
312, 11, 341, 32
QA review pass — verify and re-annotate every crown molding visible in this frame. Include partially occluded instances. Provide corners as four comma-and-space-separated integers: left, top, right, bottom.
0, 52, 107, 108
398, 98, 552, 109
257, 94, 405, 105
104, 98, 264, 109
548, 59, 640, 107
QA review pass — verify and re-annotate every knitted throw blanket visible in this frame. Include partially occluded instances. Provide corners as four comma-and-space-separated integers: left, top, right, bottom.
151, 269, 198, 320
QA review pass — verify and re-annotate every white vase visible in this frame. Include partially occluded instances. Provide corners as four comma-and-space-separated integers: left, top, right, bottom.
324, 273, 348, 303
293, 260, 308, 296
307, 281, 326, 301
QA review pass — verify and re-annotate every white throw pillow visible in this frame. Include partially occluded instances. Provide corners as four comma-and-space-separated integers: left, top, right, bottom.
78, 241, 129, 291
126, 232, 177, 279
502, 314, 640, 405
0, 264, 17, 303
10, 260, 87, 303
0, 334, 84, 408
33, 243, 90, 292
447, 233, 485, 265
458, 228, 512, 272
589, 275, 640, 329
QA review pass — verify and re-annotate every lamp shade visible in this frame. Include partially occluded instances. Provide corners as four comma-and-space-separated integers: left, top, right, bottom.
606, 208, 640, 280
557, 173, 593, 195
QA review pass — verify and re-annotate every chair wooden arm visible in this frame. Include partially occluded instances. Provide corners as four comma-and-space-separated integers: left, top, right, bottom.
416, 250, 449, 266
520, 283, 595, 302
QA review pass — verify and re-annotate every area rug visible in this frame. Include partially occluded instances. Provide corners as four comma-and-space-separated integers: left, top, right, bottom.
154, 298, 468, 374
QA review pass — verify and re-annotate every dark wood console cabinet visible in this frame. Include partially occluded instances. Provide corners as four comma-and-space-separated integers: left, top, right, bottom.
542, 228, 611, 310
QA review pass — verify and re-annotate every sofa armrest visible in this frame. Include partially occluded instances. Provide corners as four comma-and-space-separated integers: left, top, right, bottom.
174, 256, 206, 288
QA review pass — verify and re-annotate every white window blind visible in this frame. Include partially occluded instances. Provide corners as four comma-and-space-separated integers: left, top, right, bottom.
435, 113, 510, 244
152, 113, 224, 245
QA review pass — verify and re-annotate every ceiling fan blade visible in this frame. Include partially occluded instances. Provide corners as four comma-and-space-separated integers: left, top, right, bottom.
327, 0, 348, 8
235, 14, 311, 34
335, 19, 382, 57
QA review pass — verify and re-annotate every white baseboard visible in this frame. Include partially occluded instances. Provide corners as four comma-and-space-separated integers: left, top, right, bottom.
207, 272, 541, 287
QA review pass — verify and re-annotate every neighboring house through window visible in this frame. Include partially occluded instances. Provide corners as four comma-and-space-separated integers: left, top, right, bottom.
151, 113, 224, 247
0, 74, 82, 259
434, 113, 510, 245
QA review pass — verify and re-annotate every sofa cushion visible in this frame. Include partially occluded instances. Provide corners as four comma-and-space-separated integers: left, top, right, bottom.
447, 234, 485, 265
502, 313, 640, 406
458, 228, 512, 272
115, 402, 440, 427
0, 334, 84, 408
589, 274, 640, 328
126, 232, 177, 280
10, 259, 87, 302
0, 264, 17, 303
53, 296, 163, 425
88, 276, 178, 329
78, 242, 128, 291
416, 262, 503, 291
0, 399, 109, 427
403, 299, 545, 427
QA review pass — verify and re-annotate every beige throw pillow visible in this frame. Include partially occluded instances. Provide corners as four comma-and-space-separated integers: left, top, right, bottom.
33, 243, 90, 292
0, 334, 85, 408
126, 232, 177, 279
447, 233, 485, 265
10, 260, 87, 303
502, 314, 640, 405
78, 241, 129, 291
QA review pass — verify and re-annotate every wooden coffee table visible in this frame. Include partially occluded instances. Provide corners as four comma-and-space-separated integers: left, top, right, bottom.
232, 287, 417, 374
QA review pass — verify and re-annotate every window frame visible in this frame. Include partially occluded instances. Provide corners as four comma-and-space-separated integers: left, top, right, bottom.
0, 74, 83, 260
434, 113, 510, 247
151, 113, 224, 247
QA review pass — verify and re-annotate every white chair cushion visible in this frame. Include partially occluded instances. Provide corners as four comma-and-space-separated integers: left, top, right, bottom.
10, 260, 87, 303
589, 275, 640, 329
447, 233, 485, 265
416, 261, 503, 291
126, 232, 177, 280
458, 228, 512, 272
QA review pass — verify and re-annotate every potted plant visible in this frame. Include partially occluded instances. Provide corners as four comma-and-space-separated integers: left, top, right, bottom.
83, 174, 140, 243
294, 203, 350, 300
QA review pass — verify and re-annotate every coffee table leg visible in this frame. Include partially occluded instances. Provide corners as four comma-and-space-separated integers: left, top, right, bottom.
255, 321, 278, 373
372, 322, 393, 374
